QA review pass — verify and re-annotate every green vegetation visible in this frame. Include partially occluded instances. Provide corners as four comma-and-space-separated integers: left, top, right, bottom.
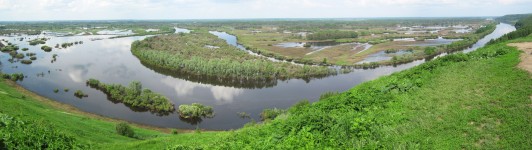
53, 88, 59, 93
116, 122, 135, 138
0, 17, 531, 149
41, 45, 52, 52
260, 108, 286, 121
1, 44, 18, 52
178, 103, 214, 119
28, 38, 47, 46
20, 60, 32, 64
0, 113, 88, 149
0, 77, 227, 149
1, 73, 24, 82
197, 36, 532, 149
64, 88, 69, 92
307, 30, 358, 40
318, 91, 340, 100
131, 31, 334, 81
21, 48, 28, 51
489, 15, 532, 44
14, 53, 24, 59
29, 56, 37, 60
74, 90, 88, 98
61, 42, 74, 48
86, 79, 175, 115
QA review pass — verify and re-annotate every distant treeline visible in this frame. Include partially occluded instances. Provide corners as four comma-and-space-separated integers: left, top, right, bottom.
307, 30, 358, 40
489, 15, 532, 44
496, 14, 532, 24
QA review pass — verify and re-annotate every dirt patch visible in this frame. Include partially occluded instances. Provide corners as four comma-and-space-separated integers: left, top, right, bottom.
508, 42, 532, 74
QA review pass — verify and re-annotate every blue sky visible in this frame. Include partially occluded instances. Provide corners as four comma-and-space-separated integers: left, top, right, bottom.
0, 0, 531, 21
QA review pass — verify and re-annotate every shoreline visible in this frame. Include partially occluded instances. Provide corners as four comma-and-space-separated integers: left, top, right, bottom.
4, 80, 218, 133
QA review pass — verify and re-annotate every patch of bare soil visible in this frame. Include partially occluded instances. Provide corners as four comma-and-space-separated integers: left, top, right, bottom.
509, 42, 532, 74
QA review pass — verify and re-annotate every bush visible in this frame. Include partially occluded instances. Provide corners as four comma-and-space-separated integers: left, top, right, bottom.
20, 60, 32, 64
74, 90, 88, 98
260, 108, 286, 121
115, 122, 135, 138
178, 103, 214, 119
319, 91, 340, 101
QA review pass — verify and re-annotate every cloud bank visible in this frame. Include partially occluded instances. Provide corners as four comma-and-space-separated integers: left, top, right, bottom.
0, 0, 530, 20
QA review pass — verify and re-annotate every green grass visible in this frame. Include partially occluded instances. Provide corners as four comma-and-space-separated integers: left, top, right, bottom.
189, 36, 532, 149
1, 28, 531, 149
0, 80, 227, 149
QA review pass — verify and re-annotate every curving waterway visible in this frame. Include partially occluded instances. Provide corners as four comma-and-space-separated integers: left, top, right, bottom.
0, 23, 515, 130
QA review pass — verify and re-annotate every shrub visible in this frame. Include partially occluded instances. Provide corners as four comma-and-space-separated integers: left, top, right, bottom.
319, 91, 339, 100
115, 122, 135, 138
260, 108, 286, 121
20, 60, 32, 64
14, 53, 24, 59
178, 103, 214, 119
74, 90, 88, 98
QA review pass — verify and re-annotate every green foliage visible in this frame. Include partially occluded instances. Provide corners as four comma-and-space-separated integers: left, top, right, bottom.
0, 113, 88, 149
1, 73, 24, 82
178, 103, 214, 119
40, 45, 52, 52
260, 108, 286, 121
21, 48, 29, 51
86, 78, 175, 114
74, 90, 88, 98
489, 15, 532, 44
307, 30, 358, 40
319, 91, 339, 101
28, 38, 46, 46
131, 31, 334, 81
115, 122, 135, 138
197, 35, 532, 149
53, 88, 59, 93
424, 46, 437, 55
1, 44, 18, 52
20, 60, 32, 64
14, 53, 24, 59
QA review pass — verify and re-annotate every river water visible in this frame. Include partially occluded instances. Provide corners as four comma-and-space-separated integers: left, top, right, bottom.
0, 23, 515, 130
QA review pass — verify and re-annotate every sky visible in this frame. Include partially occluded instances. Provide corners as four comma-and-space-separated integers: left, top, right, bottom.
0, 0, 531, 21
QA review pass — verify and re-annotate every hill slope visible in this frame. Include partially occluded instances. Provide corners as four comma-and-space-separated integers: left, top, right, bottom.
1, 17, 532, 149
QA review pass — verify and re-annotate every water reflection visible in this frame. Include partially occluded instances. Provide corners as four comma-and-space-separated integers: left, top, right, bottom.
0, 23, 515, 130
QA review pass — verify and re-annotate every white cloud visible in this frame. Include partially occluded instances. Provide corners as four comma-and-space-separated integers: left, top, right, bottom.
0, 0, 530, 20
161, 77, 243, 105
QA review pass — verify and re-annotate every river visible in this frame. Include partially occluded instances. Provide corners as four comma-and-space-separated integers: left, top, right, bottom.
0, 23, 515, 130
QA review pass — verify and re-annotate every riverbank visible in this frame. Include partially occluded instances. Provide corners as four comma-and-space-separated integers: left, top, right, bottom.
0, 79, 226, 147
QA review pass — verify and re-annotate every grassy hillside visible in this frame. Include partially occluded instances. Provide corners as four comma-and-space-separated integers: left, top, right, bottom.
2, 19, 532, 149
190, 36, 531, 149
0, 80, 227, 149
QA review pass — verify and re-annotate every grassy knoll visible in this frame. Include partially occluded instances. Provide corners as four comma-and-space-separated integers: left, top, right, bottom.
131, 30, 334, 81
